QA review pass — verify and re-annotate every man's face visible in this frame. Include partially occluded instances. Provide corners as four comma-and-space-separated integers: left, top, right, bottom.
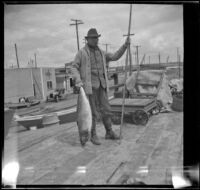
87, 37, 99, 48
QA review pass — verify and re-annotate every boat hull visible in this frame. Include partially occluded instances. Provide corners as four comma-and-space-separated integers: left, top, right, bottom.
8, 100, 40, 110
15, 107, 77, 130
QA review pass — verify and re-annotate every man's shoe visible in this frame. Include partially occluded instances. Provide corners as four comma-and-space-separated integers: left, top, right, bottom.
105, 130, 120, 140
91, 135, 101, 145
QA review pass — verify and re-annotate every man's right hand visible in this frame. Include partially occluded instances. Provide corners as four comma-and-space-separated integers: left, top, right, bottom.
74, 82, 83, 94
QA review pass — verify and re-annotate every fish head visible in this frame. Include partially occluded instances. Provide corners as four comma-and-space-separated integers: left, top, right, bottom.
80, 130, 90, 146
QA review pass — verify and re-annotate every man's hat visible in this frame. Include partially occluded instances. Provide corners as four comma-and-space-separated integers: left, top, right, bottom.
85, 28, 101, 38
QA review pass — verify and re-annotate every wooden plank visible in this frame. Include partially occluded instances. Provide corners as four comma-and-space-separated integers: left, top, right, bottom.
13, 112, 183, 185
142, 113, 183, 184
110, 98, 154, 106
64, 121, 148, 185
32, 150, 97, 184
17, 124, 84, 184
136, 79, 159, 86
64, 114, 172, 184
140, 64, 166, 70
110, 113, 183, 185
130, 92, 157, 97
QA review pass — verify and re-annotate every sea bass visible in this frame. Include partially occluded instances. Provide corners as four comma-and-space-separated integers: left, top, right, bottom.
77, 87, 92, 146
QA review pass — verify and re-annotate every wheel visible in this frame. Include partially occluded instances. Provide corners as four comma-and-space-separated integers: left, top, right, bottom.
132, 110, 149, 125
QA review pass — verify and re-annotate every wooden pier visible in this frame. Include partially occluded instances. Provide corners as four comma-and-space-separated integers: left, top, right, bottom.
3, 65, 183, 185
4, 110, 183, 185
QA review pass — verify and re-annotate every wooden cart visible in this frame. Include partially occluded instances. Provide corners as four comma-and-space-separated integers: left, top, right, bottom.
109, 65, 166, 125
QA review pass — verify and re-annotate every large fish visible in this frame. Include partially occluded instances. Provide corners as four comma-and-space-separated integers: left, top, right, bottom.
77, 87, 92, 146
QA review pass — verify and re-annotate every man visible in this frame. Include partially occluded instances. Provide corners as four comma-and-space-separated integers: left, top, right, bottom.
71, 28, 130, 145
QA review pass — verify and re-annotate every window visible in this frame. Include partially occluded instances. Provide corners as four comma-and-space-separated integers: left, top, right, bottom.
47, 81, 53, 90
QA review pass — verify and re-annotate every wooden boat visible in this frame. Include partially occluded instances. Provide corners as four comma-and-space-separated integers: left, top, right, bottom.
14, 96, 114, 130
30, 100, 40, 107
8, 103, 28, 109
14, 107, 77, 130
7, 100, 40, 110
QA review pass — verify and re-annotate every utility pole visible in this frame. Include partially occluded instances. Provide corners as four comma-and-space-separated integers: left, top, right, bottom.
177, 47, 181, 78
179, 54, 181, 78
30, 58, 34, 67
34, 53, 37, 68
140, 54, 146, 65
14, 43, 20, 68
149, 56, 150, 64
135, 52, 137, 65
167, 56, 169, 63
133, 45, 141, 65
128, 46, 133, 75
158, 52, 161, 64
102, 43, 111, 52
177, 47, 179, 65
70, 19, 84, 51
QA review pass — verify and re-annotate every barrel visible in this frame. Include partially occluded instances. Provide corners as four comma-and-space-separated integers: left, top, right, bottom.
42, 113, 60, 128
171, 94, 183, 112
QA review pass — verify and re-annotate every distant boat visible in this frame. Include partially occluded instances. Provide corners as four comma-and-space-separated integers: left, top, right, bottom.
7, 100, 40, 110
14, 96, 114, 130
14, 107, 77, 130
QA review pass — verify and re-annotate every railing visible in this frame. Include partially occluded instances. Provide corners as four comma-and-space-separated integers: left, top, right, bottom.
108, 62, 183, 75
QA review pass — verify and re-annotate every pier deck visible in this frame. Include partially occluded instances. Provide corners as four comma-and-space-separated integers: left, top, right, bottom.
4, 110, 183, 185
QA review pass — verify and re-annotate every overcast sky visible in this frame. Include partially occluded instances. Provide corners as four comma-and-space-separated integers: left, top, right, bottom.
4, 3, 183, 68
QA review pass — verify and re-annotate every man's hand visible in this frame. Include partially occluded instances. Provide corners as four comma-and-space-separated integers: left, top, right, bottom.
74, 82, 83, 94
125, 36, 131, 47
76, 82, 83, 88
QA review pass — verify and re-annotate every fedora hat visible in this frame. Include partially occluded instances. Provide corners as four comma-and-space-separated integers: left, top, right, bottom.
85, 28, 101, 38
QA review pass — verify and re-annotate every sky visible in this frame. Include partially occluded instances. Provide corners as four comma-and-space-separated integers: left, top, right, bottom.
4, 3, 183, 68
